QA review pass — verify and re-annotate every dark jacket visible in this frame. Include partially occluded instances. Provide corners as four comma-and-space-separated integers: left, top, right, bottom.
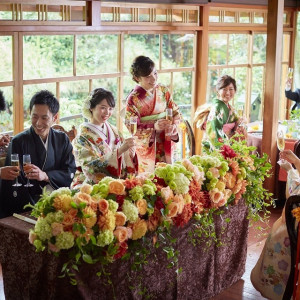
0, 127, 76, 217
285, 89, 300, 111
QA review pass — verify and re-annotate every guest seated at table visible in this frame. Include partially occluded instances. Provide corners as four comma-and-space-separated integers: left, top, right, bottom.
251, 149, 300, 299
125, 55, 181, 173
0, 90, 76, 218
285, 76, 300, 111
204, 75, 246, 148
72, 88, 138, 187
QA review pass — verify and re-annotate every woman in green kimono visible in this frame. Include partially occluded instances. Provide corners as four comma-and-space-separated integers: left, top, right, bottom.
205, 75, 244, 148
72, 88, 138, 187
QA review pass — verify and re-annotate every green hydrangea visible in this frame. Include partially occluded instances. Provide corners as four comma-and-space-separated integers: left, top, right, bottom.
173, 173, 190, 194
122, 200, 138, 223
97, 230, 114, 247
44, 211, 64, 224
55, 232, 74, 250
33, 239, 45, 252
35, 218, 52, 241
91, 183, 109, 198
129, 186, 144, 201
142, 180, 157, 196
50, 187, 72, 198
108, 199, 118, 213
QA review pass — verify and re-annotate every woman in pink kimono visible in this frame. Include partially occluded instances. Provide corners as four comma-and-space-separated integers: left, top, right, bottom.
125, 56, 181, 173
72, 88, 138, 187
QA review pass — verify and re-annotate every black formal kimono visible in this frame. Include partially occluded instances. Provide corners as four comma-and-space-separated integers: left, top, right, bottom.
0, 127, 76, 217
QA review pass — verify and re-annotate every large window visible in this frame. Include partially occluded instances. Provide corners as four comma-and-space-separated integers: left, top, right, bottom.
207, 32, 291, 122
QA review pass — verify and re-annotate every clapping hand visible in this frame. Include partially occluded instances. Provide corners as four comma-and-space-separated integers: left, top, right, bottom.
118, 137, 136, 157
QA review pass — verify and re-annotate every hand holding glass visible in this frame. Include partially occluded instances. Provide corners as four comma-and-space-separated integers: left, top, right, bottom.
11, 154, 22, 187
23, 154, 33, 187
288, 67, 294, 79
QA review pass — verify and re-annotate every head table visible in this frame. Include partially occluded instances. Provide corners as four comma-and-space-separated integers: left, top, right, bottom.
0, 200, 249, 300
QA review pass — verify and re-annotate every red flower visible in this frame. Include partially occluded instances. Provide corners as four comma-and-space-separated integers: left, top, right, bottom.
220, 145, 237, 159
123, 177, 141, 189
154, 176, 167, 187
155, 197, 165, 210
114, 242, 128, 260
116, 195, 125, 211
218, 137, 224, 143
106, 165, 120, 177
173, 204, 193, 228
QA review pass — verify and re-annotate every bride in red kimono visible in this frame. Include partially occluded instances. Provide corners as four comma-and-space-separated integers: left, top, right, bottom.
125, 56, 182, 173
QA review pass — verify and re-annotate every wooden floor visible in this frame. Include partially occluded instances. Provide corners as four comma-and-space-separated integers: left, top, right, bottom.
0, 207, 282, 300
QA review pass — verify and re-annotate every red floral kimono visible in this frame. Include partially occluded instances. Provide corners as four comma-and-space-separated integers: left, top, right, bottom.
125, 84, 181, 173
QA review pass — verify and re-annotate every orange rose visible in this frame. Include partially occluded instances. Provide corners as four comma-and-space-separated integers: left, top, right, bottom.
68, 208, 78, 218
132, 219, 147, 240
161, 186, 174, 204
80, 184, 93, 195
209, 188, 224, 204
109, 180, 125, 195
51, 222, 63, 236
75, 192, 92, 204
89, 198, 99, 212
113, 226, 128, 243
167, 202, 179, 218
136, 199, 147, 215
115, 211, 127, 226
98, 199, 109, 214
173, 194, 185, 214
63, 213, 76, 228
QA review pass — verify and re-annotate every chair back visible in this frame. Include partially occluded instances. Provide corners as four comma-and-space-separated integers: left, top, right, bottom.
284, 194, 300, 299
52, 124, 77, 142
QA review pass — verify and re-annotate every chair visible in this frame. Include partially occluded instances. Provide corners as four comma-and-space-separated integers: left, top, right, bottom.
283, 194, 300, 299
181, 120, 195, 158
52, 124, 77, 142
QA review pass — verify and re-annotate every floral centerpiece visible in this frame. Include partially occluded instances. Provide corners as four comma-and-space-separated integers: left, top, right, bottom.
27, 138, 273, 284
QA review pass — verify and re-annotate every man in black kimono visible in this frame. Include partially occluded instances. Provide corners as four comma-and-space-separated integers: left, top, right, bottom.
0, 90, 76, 217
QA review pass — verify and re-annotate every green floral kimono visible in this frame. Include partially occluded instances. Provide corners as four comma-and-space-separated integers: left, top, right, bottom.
72, 122, 138, 187
205, 98, 239, 147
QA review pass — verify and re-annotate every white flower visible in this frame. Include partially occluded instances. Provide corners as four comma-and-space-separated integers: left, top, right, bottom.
82, 95, 93, 120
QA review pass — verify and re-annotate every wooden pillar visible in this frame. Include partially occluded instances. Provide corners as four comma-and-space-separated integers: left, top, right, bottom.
194, 5, 209, 155
262, 0, 284, 194
86, 0, 101, 26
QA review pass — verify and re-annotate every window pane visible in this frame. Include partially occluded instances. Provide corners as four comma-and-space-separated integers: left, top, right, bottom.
208, 34, 227, 65
224, 11, 235, 23
59, 81, 89, 130
234, 68, 247, 108
254, 12, 265, 24
207, 69, 219, 103
76, 34, 118, 75
0, 36, 13, 81
0, 86, 13, 133
228, 34, 248, 65
253, 34, 266, 64
209, 10, 220, 23
239, 12, 250, 23
22, 5, 38, 20
282, 33, 290, 63
23, 83, 56, 128
251, 66, 264, 122
124, 34, 159, 73
220, 68, 234, 77
23, 35, 74, 79
162, 34, 194, 68
92, 78, 119, 127
158, 73, 171, 87
173, 72, 193, 123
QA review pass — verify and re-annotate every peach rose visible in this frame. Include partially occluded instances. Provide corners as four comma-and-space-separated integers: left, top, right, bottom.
209, 167, 220, 179
127, 227, 133, 239
136, 199, 147, 215
225, 172, 236, 189
63, 212, 76, 228
29, 231, 37, 244
147, 208, 162, 232
80, 184, 93, 195
68, 208, 78, 218
109, 180, 125, 195
209, 188, 224, 204
113, 226, 128, 243
51, 222, 63, 236
167, 202, 179, 218
132, 219, 148, 240
48, 242, 59, 253
75, 192, 92, 204
98, 199, 109, 214
173, 194, 185, 214
115, 211, 127, 226
89, 198, 99, 212
161, 186, 174, 204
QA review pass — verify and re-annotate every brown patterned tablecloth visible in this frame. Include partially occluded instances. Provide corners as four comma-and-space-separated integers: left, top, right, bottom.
0, 200, 249, 300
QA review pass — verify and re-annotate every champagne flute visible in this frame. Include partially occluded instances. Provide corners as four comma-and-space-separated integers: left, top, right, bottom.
11, 153, 22, 187
165, 108, 173, 140
237, 104, 244, 118
23, 154, 33, 187
277, 131, 285, 152
129, 116, 137, 137
288, 67, 294, 79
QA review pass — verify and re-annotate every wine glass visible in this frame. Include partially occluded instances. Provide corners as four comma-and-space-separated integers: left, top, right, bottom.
23, 154, 33, 187
129, 116, 137, 137
237, 104, 244, 118
165, 108, 173, 140
11, 153, 22, 187
277, 130, 285, 152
